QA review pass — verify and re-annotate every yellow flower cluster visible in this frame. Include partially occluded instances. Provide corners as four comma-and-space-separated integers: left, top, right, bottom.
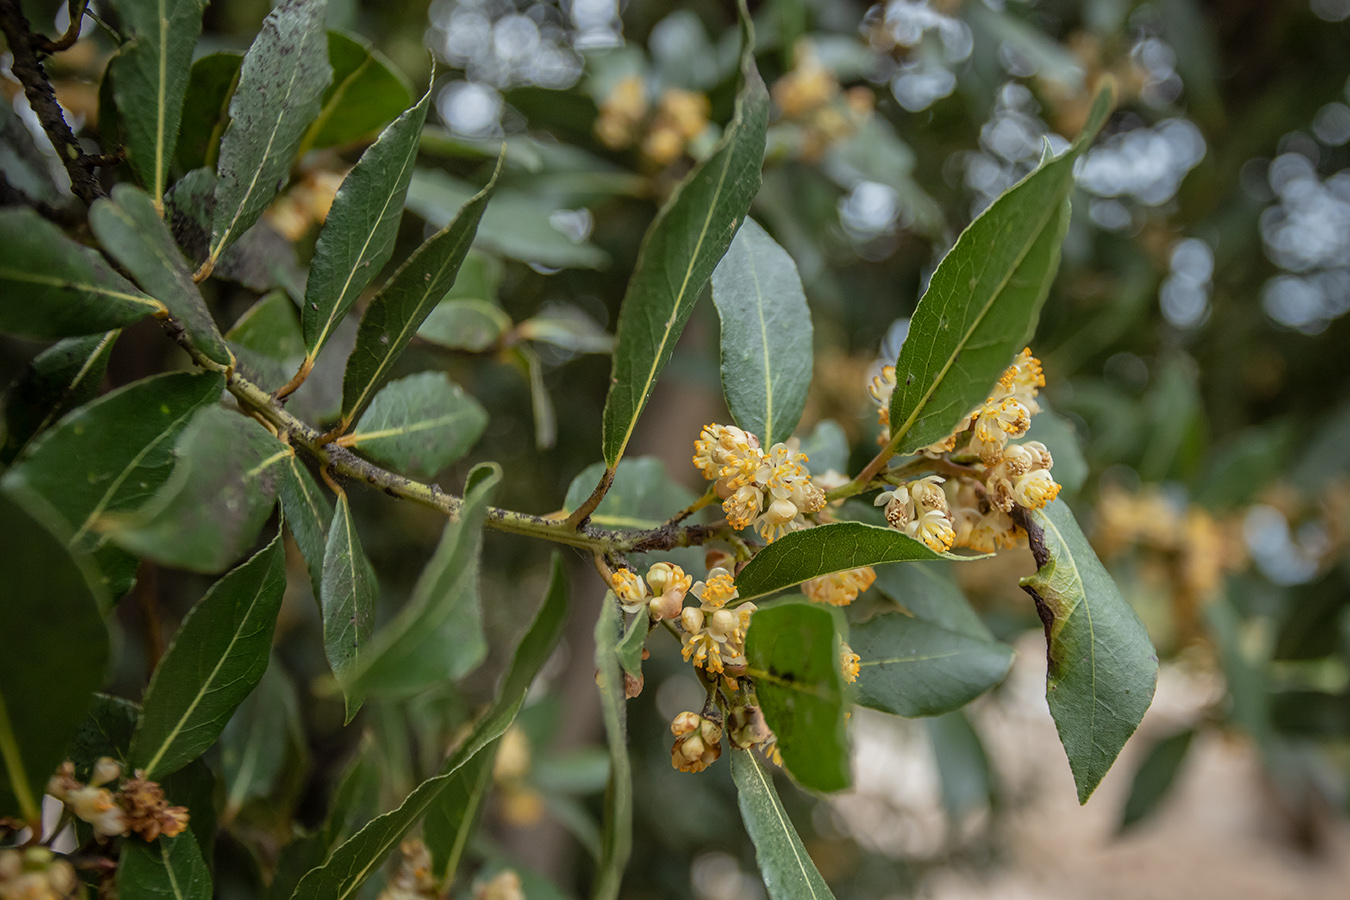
770, 40, 874, 161
680, 566, 756, 674
47, 758, 188, 842
693, 424, 826, 542
611, 561, 691, 622
839, 641, 861, 684
670, 711, 723, 773
870, 349, 1063, 553
803, 566, 877, 606
594, 75, 711, 167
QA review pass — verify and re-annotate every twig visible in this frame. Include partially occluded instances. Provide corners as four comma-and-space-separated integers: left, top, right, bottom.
564, 465, 615, 530
0, 0, 104, 204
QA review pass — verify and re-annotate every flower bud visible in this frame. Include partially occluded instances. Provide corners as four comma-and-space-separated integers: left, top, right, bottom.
680, 606, 704, 635
92, 756, 122, 787
649, 590, 684, 622
728, 706, 772, 749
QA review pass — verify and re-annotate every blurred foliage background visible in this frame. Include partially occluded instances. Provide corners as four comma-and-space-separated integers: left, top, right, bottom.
6, 0, 1350, 897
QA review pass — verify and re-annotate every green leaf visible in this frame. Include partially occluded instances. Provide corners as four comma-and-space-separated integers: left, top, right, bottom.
0, 490, 108, 824
302, 87, 431, 361
423, 738, 497, 884
850, 613, 1013, 718
600, 13, 769, 467
343, 466, 497, 702
563, 457, 695, 531
278, 454, 331, 597
105, 405, 290, 573
221, 658, 305, 821
2, 330, 118, 464
616, 615, 646, 682
418, 299, 512, 352
339, 161, 500, 429
871, 561, 989, 639
107, 0, 206, 207
344, 372, 488, 479
320, 493, 377, 722
1, 371, 224, 599
208, 0, 331, 268
710, 217, 812, 446
118, 832, 212, 900
228, 291, 305, 361
1120, 727, 1194, 831
514, 344, 556, 452
592, 594, 631, 900
321, 737, 381, 850
743, 600, 849, 793
288, 553, 568, 900
885, 86, 1113, 456
1019, 498, 1158, 803
90, 184, 231, 366
927, 711, 994, 821
0, 209, 163, 339
130, 531, 286, 780
730, 749, 836, 900
303, 31, 413, 151
796, 419, 849, 478
175, 51, 242, 172
516, 306, 613, 355
68, 695, 138, 777
735, 521, 960, 603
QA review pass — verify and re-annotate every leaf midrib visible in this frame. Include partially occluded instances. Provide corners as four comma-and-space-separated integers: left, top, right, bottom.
0, 267, 164, 310
745, 752, 826, 900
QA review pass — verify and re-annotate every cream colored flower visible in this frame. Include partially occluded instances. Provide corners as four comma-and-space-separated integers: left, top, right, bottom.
803, 567, 877, 606
839, 641, 861, 684
875, 475, 954, 552
611, 568, 649, 614
670, 712, 723, 773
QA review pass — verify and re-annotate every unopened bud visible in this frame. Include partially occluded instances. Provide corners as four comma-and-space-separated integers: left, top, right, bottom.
680, 607, 704, 634
649, 590, 684, 622
728, 706, 772, 749
92, 756, 122, 787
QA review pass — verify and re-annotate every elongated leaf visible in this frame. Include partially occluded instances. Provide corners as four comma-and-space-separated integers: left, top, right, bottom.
321, 494, 377, 722
108, 0, 206, 206
423, 738, 498, 883
927, 711, 994, 820
344, 372, 488, 479
343, 466, 497, 702
340, 161, 500, 429
418, 299, 511, 352
744, 600, 849, 793
321, 737, 381, 851
278, 454, 331, 596
221, 659, 304, 820
304, 31, 413, 151
130, 531, 285, 779
730, 749, 836, 900
302, 88, 430, 360
289, 553, 568, 900
2, 371, 223, 599
600, 14, 769, 466
871, 562, 989, 639
1120, 727, 1194, 830
850, 614, 1013, 718
208, 0, 331, 267
227, 291, 306, 392
1019, 498, 1158, 803
0, 209, 163, 339
616, 615, 646, 681
885, 86, 1113, 456
175, 51, 242, 172
710, 217, 812, 446
119, 832, 212, 900
736, 521, 960, 602
2, 330, 118, 464
90, 184, 230, 366
0, 490, 108, 824
592, 593, 631, 900
105, 405, 290, 573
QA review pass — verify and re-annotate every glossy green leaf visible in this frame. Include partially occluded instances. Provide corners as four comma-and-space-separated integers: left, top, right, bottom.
105, 405, 290, 573
0, 209, 163, 339
563, 457, 695, 530
90, 184, 231, 366
340, 161, 500, 429
2, 371, 223, 599
288, 553, 568, 900
107, 0, 206, 206
418, 299, 512, 352
221, 658, 304, 820
130, 531, 285, 780
304, 31, 413, 151
423, 738, 497, 884
1020, 498, 1158, 803
743, 600, 849, 793
119, 832, 212, 900
278, 454, 331, 596
0, 490, 108, 824
227, 290, 306, 392
208, 0, 331, 267
592, 593, 631, 900
871, 561, 989, 639
320, 493, 377, 722
735, 521, 959, 602
175, 51, 242, 172
344, 372, 488, 479
885, 86, 1113, 457
850, 613, 1013, 718
730, 748, 836, 900
68, 695, 138, 777
343, 466, 497, 702
2, 330, 118, 464
406, 171, 607, 270
1120, 727, 1194, 830
710, 217, 812, 446
600, 14, 769, 467
302, 88, 431, 361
